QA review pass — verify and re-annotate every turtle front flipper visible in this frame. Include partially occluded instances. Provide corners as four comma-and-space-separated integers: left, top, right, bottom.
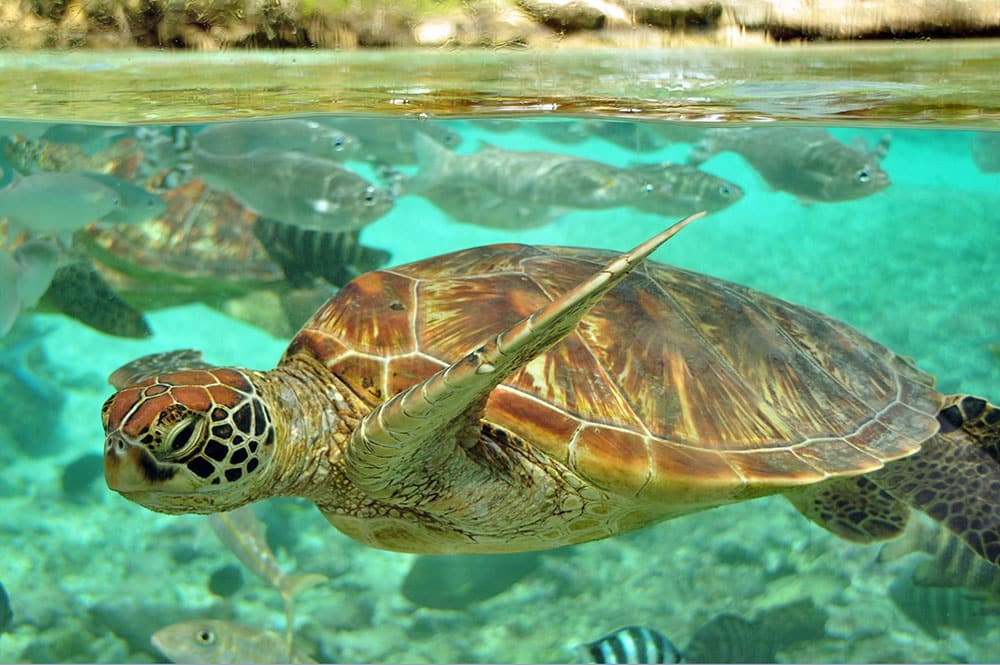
870, 395, 1000, 567
344, 212, 705, 502
107, 349, 211, 389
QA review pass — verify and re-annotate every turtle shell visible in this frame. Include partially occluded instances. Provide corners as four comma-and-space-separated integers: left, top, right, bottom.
273, 243, 944, 501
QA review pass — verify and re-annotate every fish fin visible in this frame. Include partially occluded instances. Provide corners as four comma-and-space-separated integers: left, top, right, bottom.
12, 238, 62, 308
870, 133, 892, 161
910, 557, 956, 588
407, 131, 459, 193
871, 395, 1000, 569
0, 247, 22, 336
108, 349, 209, 389
786, 474, 911, 544
43, 260, 152, 339
280, 572, 328, 600
687, 139, 716, 166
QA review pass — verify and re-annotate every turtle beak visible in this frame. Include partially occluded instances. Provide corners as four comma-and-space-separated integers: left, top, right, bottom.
104, 432, 177, 493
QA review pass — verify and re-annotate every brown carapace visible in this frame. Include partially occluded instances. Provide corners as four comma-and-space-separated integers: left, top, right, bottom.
102, 214, 1000, 570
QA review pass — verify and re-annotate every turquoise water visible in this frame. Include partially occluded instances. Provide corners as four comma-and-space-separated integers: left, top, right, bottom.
1, 112, 999, 663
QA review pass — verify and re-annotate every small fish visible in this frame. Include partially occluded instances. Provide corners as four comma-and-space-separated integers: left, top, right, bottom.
78, 172, 166, 225
151, 619, 316, 664
191, 148, 394, 232
878, 517, 1000, 595
208, 506, 326, 653
690, 127, 890, 202
416, 182, 567, 230
315, 117, 462, 166
683, 614, 778, 664
252, 217, 391, 288
580, 121, 671, 153
402, 551, 542, 610
409, 134, 650, 210
0, 172, 121, 238
193, 119, 359, 161
0, 239, 62, 336
579, 599, 827, 665
971, 131, 1000, 173
39, 123, 132, 155
627, 162, 743, 216
577, 626, 683, 664
888, 573, 999, 638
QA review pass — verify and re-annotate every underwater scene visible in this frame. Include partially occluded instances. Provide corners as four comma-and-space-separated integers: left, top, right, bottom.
1, 105, 999, 664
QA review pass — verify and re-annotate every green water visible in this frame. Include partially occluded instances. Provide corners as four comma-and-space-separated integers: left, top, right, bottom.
0, 44, 999, 664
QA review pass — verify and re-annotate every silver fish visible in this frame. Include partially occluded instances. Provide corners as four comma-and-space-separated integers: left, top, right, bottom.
627, 162, 744, 215
191, 148, 394, 232
971, 131, 1000, 173
0, 172, 121, 237
690, 127, 890, 202
78, 172, 166, 225
193, 119, 359, 161
0, 239, 62, 336
151, 619, 316, 664
417, 182, 567, 230
577, 626, 683, 664
409, 134, 650, 210
207, 506, 326, 655
315, 116, 461, 165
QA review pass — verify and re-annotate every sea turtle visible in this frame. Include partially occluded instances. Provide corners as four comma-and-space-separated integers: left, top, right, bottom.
101, 214, 1000, 566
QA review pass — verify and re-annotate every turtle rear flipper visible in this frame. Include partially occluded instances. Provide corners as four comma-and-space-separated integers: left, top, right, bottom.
253, 217, 390, 288
44, 261, 152, 339
785, 474, 911, 543
870, 395, 1000, 567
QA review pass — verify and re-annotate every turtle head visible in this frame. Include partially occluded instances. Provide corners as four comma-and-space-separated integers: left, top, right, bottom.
102, 366, 276, 515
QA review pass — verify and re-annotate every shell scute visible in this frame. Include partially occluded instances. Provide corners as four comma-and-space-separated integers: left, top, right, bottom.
291, 243, 943, 496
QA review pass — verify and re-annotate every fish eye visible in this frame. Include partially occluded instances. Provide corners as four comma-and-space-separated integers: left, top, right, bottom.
161, 416, 205, 460
361, 187, 378, 206
333, 136, 345, 151
643, 183, 655, 194
718, 184, 731, 196
196, 629, 216, 645
856, 168, 871, 183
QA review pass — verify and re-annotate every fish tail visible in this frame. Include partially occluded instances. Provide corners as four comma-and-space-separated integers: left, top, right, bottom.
280, 572, 328, 600
404, 131, 458, 194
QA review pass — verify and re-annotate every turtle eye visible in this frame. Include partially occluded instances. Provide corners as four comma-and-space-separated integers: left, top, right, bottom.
160, 416, 205, 460
856, 167, 871, 183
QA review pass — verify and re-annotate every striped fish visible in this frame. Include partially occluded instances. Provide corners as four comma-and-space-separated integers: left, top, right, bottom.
577, 626, 683, 664
878, 517, 1000, 595
888, 574, 999, 638
252, 216, 390, 288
